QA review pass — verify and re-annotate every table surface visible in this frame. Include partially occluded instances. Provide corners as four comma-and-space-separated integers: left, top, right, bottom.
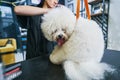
12, 49, 120, 80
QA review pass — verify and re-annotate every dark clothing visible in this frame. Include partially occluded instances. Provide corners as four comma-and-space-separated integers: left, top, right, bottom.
17, 15, 55, 60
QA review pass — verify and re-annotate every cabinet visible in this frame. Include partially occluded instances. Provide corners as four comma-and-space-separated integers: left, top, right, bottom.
88, 0, 110, 48
0, 2, 24, 64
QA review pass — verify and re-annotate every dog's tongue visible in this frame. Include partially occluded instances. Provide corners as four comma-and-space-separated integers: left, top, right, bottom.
57, 39, 65, 46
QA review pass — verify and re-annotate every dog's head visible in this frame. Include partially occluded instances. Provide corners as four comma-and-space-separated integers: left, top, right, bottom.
41, 6, 76, 46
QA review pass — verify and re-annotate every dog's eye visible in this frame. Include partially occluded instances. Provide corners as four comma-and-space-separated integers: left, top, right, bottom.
54, 29, 57, 33
51, 32, 54, 35
51, 29, 57, 35
62, 28, 66, 33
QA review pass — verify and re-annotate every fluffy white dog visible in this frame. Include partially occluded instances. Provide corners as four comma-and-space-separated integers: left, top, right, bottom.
41, 6, 113, 80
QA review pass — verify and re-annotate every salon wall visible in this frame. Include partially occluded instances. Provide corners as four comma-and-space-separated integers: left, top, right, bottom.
107, 0, 120, 51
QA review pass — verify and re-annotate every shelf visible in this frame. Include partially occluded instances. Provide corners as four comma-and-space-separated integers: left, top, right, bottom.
88, 0, 102, 5
91, 13, 108, 17
88, 0, 109, 5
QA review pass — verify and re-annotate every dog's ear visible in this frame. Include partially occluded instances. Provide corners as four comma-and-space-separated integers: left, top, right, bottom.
41, 21, 53, 41
65, 24, 75, 37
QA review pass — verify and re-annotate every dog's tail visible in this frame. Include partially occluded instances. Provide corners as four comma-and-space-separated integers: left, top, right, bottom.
63, 61, 114, 80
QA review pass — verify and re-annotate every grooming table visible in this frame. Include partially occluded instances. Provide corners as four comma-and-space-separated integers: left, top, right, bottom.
8, 49, 120, 80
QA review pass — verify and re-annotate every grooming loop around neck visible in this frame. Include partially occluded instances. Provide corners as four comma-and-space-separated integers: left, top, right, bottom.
76, 0, 91, 20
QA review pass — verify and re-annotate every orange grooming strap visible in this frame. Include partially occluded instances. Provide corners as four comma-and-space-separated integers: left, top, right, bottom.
84, 0, 91, 20
76, 0, 91, 20
76, 0, 80, 20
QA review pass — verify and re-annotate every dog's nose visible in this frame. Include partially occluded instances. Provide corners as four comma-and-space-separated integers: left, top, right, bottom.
58, 34, 63, 39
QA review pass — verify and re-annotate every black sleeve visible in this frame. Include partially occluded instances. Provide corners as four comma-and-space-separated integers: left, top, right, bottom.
16, 15, 29, 29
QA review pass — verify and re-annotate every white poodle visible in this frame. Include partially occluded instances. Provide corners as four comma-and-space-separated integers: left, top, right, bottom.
41, 6, 114, 80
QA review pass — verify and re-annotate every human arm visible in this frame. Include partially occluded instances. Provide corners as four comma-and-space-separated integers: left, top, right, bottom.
14, 5, 50, 16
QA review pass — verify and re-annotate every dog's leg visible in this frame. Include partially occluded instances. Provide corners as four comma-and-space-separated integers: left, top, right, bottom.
49, 46, 66, 65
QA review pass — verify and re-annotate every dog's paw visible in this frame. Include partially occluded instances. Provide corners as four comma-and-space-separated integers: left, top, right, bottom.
49, 54, 61, 65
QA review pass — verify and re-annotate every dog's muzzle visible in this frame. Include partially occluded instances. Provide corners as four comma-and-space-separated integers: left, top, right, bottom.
56, 34, 66, 46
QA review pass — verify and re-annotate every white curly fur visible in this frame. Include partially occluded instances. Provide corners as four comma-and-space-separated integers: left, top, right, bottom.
41, 6, 114, 80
